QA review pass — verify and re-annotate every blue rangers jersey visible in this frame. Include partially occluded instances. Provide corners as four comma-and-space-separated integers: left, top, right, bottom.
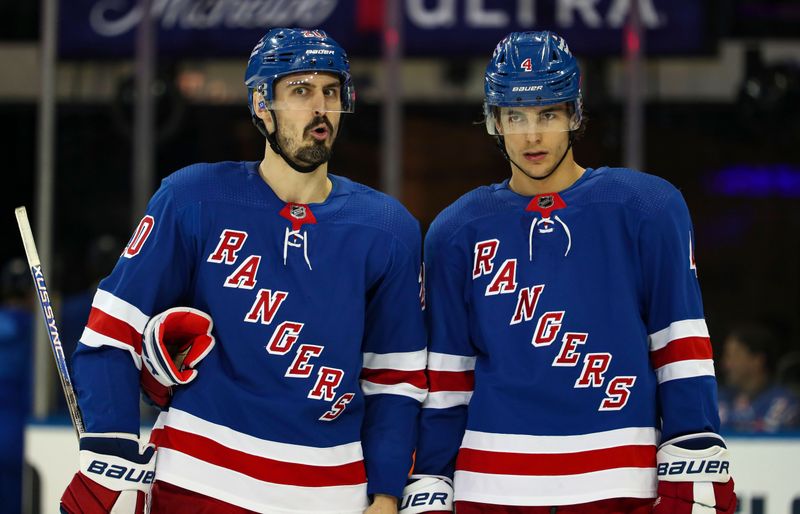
71, 161, 427, 513
415, 167, 721, 507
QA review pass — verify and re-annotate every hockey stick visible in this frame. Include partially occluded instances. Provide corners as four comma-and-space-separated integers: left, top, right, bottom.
15, 206, 85, 436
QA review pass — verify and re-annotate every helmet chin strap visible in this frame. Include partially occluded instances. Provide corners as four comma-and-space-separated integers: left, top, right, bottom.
265, 111, 326, 174
495, 132, 574, 183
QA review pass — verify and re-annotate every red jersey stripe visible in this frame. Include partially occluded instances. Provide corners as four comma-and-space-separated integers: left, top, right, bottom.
152, 426, 367, 488
428, 369, 475, 393
360, 368, 427, 390
86, 307, 143, 353
649, 336, 712, 369
456, 445, 656, 476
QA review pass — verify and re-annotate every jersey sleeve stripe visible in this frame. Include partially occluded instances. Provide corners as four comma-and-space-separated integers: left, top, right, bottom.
654, 359, 716, 383
152, 425, 366, 488
85, 307, 143, 353
422, 391, 472, 409
428, 369, 475, 393
79, 327, 142, 369
649, 336, 713, 369
455, 444, 655, 476
92, 289, 149, 333
360, 368, 427, 390
360, 380, 427, 402
427, 352, 476, 372
362, 350, 427, 371
648, 319, 709, 352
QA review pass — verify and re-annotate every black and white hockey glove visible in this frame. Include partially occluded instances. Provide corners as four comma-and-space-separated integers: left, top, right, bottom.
398, 474, 453, 513
60, 433, 156, 514
654, 433, 737, 514
140, 307, 215, 408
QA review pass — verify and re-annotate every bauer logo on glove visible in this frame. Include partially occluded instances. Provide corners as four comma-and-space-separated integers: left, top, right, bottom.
85, 459, 155, 485
657, 458, 730, 477
399, 475, 453, 514
656, 433, 732, 483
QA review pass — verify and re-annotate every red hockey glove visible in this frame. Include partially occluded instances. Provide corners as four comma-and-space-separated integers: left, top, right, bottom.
399, 475, 453, 513
60, 433, 156, 514
653, 433, 737, 514
140, 307, 215, 408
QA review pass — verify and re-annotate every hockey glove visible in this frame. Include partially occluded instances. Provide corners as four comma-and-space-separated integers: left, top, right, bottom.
653, 433, 737, 514
140, 307, 215, 408
399, 475, 453, 513
60, 433, 156, 514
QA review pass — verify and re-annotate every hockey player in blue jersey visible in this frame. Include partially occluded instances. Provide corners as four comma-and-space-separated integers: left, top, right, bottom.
60, 28, 427, 514
402, 32, 736, 514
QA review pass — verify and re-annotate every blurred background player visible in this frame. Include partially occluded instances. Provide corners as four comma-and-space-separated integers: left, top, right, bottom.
718, 322, 800, 432
408, 31, 735, 514
0, 258, 34, 514
59, 28, 426, 514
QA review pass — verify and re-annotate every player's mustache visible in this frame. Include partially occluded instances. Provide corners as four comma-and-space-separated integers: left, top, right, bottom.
304, 116, 333, 135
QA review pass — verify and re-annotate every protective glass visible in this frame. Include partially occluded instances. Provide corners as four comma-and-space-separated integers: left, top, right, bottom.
484, 103, 581, 135
264, 72, 354, 113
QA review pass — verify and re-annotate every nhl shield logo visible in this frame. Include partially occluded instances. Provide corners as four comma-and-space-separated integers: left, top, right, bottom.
537, 195, 554, 209
280, 202, 317, 232
290, 205, 307, 220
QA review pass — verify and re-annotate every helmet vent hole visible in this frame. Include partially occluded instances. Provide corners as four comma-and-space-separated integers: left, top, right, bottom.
551, 50, 559, 61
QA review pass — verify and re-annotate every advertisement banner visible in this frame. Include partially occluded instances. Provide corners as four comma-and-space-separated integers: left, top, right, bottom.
59, 0, 709, 59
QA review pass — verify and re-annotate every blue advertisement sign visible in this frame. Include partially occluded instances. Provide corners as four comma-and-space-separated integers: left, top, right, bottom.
59, 0, 709, 59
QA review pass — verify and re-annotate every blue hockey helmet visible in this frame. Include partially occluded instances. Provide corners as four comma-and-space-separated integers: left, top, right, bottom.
484, 31, 582, 135
245, 28, 355, 129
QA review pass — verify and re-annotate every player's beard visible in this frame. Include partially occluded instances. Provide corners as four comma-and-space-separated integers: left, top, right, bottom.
279, 116, 334, 170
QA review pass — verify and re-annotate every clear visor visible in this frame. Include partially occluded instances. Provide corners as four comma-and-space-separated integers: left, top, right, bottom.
264, 73, 354, 113
484, 103, 581, 135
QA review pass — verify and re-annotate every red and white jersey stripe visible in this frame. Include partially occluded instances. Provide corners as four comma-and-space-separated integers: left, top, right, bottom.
360, 349, 427, 401
151, 408, 369, 513
454, 427, 658, 506
79, 289, 149, 368
648, 319, 714, 384
423, 352, 475, 409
